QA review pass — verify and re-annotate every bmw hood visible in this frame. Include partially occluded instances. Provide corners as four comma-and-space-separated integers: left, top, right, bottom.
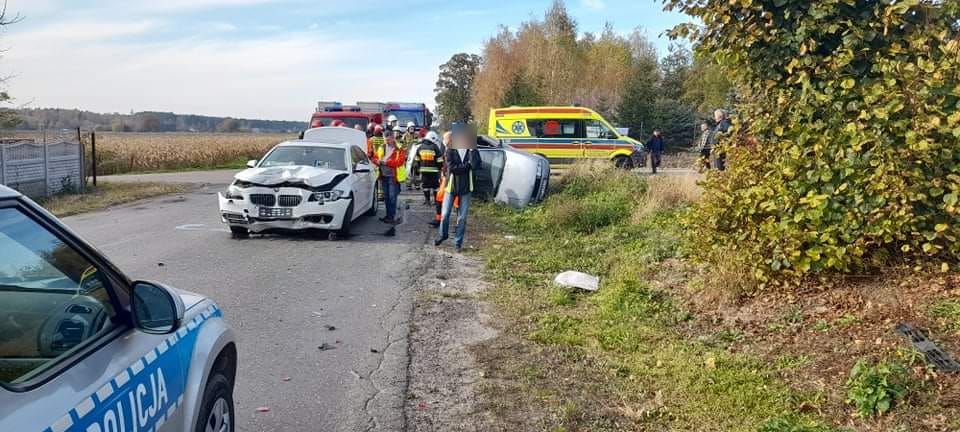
234, 166, 347, 187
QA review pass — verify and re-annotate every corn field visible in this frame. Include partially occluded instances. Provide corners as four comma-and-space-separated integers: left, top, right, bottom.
90, 132, 293, 175
3, 131, 294, 175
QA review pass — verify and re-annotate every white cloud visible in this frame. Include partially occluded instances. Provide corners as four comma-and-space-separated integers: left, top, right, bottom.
8, 19, 162, 44
581, 0, 606, 10
128, 0, 286, 14
208, 22, 238, 32
4, 20, 438, 120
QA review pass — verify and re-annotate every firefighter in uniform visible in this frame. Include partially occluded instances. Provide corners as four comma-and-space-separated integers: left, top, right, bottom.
400, 122, 419, 190
367, 125, 385, 159
401, 122, 418, 148
413, 131, 444, 207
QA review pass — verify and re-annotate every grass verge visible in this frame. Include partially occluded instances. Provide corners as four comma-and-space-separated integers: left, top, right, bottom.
472, 165, 829, 431
39, 182, 188, 217
470, 162, 960, 431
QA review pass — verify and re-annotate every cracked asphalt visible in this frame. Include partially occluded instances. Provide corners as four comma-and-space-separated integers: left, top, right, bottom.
64, 176, 438, 431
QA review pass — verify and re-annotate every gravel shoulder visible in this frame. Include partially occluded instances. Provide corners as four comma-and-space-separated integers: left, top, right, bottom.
405, 249, 501, 431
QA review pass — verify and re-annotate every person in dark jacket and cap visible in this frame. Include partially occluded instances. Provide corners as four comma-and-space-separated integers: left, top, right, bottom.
645, 129, 665, 174
435, 123, 482, 253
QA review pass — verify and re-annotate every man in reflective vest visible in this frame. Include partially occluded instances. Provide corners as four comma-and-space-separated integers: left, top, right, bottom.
371, 132, 407, 224
413, 131, 444, 206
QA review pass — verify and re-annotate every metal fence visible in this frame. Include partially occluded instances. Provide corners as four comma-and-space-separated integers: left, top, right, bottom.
0, 131, 85, 198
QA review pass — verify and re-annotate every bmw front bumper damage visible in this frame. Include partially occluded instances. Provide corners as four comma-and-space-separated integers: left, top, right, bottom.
218, 187, 351, 232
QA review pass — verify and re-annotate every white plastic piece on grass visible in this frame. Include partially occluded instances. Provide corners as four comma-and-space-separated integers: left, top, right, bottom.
554, 271, 600, 292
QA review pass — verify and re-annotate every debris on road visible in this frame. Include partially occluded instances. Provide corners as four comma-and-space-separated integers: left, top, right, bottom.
370, 348, 380, 353
416, 401, 429, 410
318, 343, 336, 351
554, 271, 600, 291
255, 407, 271, 413
282, 377, 291, 382
324, 325, 337, 331
349, 370, 361, 379
157, 262, 165, 267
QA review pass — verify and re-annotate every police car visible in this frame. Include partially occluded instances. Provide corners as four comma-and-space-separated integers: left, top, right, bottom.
0, 185, 238, 432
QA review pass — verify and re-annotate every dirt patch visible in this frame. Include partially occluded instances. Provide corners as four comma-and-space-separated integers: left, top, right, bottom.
405, 248, 500, 431
674, 265, 960, 431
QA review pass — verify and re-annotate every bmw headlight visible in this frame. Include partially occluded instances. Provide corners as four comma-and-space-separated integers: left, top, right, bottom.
309, 190, 345, 203
224, 185, 244, 200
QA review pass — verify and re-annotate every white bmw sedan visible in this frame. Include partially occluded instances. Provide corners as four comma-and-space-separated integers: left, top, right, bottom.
218, 127, 378, 240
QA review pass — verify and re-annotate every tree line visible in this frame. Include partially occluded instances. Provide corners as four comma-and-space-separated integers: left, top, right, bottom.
433, 0, 732, 151
11, 108, 307, 133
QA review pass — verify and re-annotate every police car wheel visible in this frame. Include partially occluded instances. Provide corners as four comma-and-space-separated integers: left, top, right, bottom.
614, 155, 633, 170
195, 373, 234, 432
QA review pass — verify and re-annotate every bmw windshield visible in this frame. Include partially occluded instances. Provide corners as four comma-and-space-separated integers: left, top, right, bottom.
260, 146, 347, 171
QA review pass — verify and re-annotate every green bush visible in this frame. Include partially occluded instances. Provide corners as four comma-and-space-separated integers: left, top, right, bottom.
667, 0, 960, 285
845, 359, 912, 417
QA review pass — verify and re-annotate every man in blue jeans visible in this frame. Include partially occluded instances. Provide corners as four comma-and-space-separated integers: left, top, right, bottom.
372, 133, 406, 225
435, 124, 481, 253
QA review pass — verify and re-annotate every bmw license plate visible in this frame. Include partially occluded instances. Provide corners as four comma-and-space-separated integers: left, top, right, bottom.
259, 207, 293, 218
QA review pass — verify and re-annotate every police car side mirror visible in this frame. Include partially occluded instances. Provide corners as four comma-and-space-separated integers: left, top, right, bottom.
246, 160, 258, 168
131, 281, 185, 334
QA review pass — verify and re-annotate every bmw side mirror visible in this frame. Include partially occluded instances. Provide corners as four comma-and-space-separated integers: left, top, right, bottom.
246, 160, 258, 168
131, 281, 185, 334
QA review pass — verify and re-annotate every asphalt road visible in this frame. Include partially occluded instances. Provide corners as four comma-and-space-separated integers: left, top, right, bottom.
64, 176, 438, 431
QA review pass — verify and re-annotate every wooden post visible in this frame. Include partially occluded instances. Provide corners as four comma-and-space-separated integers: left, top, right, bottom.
42, 139, 50, 197
77, 128, 85, 193
91, 131, 97, 187
0, 143, 5, 185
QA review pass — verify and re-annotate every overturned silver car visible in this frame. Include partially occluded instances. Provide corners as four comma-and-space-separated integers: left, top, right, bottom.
475, 135, 550, 208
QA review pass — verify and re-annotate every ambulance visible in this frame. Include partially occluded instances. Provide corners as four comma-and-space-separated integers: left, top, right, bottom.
487, 106, 641, 169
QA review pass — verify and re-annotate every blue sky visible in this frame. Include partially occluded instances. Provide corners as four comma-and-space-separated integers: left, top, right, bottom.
3, 0, 688, 121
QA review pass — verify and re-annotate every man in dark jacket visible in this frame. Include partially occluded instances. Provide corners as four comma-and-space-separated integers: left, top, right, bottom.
645, 129, 665, 174
435, 124, 482, 253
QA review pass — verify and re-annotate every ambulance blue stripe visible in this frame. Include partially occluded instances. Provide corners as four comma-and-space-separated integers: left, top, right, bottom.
42, 303, 222, 432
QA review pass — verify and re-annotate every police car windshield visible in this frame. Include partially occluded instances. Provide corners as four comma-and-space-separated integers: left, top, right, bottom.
0, 209, 82, 290
260, 146, 347, 171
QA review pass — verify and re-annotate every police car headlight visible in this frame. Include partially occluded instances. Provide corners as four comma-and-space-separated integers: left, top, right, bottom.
224, 186, 244, 200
